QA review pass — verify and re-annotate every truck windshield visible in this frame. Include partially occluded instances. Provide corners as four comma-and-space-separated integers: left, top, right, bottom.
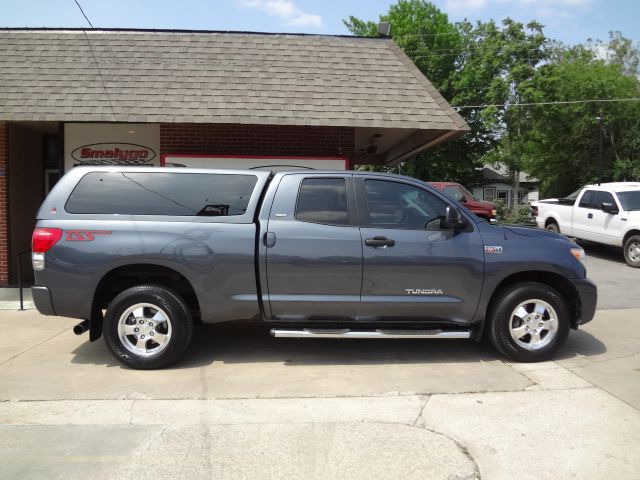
617, 191, 640, 211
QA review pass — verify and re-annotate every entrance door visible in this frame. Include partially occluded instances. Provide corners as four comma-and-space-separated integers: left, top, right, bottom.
264, 174, 362, 321
356, 177, 484, 323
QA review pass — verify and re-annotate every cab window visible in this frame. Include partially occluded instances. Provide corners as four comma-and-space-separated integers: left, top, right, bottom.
295, 178, 349, 225
578, 190, 596, 209
364, 180, 446, 229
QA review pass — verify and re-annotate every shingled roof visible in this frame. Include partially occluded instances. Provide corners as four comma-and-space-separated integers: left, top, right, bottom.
0, 29, 468, 132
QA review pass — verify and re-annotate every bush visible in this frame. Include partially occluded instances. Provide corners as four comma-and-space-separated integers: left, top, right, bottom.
495, 199, 533, 225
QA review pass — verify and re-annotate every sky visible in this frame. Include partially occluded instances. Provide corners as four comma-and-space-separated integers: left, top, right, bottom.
2, 0, 639, 46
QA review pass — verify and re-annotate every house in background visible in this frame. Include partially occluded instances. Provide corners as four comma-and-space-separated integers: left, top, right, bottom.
471, 163, 540, 206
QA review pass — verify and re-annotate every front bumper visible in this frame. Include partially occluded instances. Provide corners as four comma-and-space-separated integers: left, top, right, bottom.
31, 286, 56, 316
570, 278, 597, 326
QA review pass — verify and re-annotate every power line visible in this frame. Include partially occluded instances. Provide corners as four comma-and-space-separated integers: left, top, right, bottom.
74, 0, 94, 28
453, 98, 640, 109
72, 1, 118, 121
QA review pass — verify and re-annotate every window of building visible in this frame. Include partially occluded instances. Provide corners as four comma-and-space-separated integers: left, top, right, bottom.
364, 180, 446, 230
295, 178, 349, 225
484, 187, 496, 202
66, 172, 257, 216
497, 190, 509, 203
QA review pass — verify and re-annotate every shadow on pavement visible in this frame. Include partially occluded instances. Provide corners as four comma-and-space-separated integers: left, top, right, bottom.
578, 240, 625, 264
553, 327, 607, 360
70, 319, 606, 370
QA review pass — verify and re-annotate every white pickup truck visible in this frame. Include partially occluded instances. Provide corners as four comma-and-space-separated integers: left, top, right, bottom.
535, 182, 640, 267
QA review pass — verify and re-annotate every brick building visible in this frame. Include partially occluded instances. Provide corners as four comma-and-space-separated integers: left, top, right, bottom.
0, 28, 468, 285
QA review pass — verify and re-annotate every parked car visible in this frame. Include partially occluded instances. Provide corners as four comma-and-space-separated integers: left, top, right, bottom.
428, 182, 497, 222
535, 182, 640, 267
32, 167, 596, 368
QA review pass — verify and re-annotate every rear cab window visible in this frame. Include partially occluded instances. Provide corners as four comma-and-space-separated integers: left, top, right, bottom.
295, 178, 349, 225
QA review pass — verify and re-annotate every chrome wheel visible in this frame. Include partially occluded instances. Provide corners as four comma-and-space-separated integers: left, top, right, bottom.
509, 299, 558, 351
628, 241, 640, 263
117, 303, 172, 357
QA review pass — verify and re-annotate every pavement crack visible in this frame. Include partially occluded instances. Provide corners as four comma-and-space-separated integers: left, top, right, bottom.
420, 423, 481, 480
411, 394, 429, 428
568, 350, 640, 369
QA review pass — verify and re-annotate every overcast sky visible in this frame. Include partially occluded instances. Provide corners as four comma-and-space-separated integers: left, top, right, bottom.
2, 0, 639, 46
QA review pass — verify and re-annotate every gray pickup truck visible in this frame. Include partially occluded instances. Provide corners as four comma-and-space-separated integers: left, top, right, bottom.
32, 167, 597, 369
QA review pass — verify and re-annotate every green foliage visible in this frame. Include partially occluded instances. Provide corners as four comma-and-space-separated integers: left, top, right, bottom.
518, 43, 640, 197
494, 199, 532, 225
344, 2, 640, 194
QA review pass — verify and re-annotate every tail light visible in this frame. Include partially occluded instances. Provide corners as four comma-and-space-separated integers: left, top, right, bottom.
32, 228, 62, 271
531, 206, 538, 217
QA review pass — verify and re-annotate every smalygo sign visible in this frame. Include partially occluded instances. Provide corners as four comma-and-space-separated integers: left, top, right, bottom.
71, 143, 156, 165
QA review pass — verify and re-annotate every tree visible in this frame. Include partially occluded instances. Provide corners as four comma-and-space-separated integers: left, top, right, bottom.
517, 43, 640, 197
344, 2, 549, 186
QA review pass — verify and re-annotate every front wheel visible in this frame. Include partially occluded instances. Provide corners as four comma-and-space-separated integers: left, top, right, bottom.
623, 235, 640, 268
488, 282, 570, 362
103, 285, 193, 369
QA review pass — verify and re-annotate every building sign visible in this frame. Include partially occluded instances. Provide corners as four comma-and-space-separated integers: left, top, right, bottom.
71, 143, 156, 164
64, 123, 160, 171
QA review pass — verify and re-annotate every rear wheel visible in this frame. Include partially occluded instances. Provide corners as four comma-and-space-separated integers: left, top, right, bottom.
545, 221, 560, 234
488, 282, 570, 362
623, 235, 640, 268
104, 285, 193, 369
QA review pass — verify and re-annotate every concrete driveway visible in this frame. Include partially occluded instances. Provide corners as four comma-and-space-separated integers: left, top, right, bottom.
1, 250, 639, 479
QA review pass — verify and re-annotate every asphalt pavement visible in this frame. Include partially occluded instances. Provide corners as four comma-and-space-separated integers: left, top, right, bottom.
0, 248, 638, 480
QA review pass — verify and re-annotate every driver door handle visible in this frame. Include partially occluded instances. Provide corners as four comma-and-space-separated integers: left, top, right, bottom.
365, 236, 395, 248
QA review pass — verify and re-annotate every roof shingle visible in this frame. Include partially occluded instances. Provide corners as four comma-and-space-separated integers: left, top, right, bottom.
0, 29, 468, 131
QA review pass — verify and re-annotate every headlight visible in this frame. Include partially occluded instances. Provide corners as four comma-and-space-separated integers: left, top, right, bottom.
570, 247, 586, 265
491, 209, 497, 216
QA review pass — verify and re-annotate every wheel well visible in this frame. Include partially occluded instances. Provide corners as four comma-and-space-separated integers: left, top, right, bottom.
484, 271, 581, 333
623, 230, 640, 245
545, 218, 558, 227
92, 264, 201, 327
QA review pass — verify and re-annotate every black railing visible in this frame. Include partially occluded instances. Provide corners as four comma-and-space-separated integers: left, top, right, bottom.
16, 249, 31, 311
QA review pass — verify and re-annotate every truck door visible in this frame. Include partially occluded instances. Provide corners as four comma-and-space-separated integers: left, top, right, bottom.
589, 191, 624, 245
355, 177, 484, 323
572, 190, 600, 242
263, 174, 362, 321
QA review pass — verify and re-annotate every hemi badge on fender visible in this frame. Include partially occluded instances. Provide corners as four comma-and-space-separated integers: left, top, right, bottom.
484, 245, 503, 254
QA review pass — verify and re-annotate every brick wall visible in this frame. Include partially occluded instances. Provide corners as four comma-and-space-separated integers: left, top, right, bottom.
0, 122, 9, 285
160, 123, 355, 159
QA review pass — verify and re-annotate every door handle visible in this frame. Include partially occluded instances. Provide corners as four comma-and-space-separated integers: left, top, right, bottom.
264, 232, 276, 248
588, 213, 593, 219
365, 236, 395, 248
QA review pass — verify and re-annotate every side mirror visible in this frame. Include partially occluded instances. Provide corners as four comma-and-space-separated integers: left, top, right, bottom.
601, 202, 619, 215
459, 196, 468, 203
442, 206, 467, 230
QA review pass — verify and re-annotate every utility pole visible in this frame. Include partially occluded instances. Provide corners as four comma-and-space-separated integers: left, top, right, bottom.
597, 115, 604, 186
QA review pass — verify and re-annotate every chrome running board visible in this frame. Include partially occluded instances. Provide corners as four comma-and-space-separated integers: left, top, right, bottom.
270, 328, 471, 339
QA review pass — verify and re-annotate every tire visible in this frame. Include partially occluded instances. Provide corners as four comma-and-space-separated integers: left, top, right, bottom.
623, 235, 640, 268
488, 282, 570, 362
545, 221, 560, 234
103, 285, 193, 369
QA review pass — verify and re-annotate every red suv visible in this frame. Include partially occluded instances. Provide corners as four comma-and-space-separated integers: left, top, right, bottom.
428, 182, 497, 222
